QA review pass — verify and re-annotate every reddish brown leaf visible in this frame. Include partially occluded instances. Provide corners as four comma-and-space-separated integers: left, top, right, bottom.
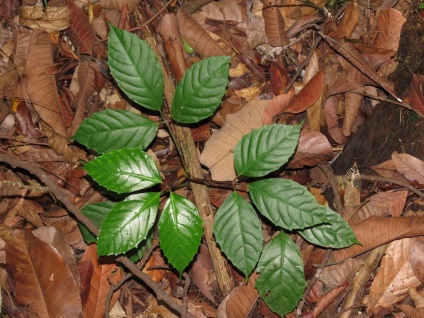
5, 229, 83, 317
374, 9, 406, 51
335, 1, 359, 40
333, 216, 424, 262
26, 29, 68, 137
270, 62, 292, 96
324, 96, 347, 144
262, 92, 294, 125
342, 91, 363, 137
409, 237, 424, 283
283, 69, 324, 113
405, 73, 424, 116
287, 129, 334, 168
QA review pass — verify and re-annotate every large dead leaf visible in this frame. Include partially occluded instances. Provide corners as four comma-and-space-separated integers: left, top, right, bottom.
333, 216, 424, 261
335, 1, 359, 40
287, 129, 334, 168
79, 244, 123, 318
374, 8, 406, 52
26, 29, 68, 137
409, 237, 424, 283
406, 73, 424, 116
261, 0, 288, 47
367, 239, 421, 316
392, 152, 424, 185
323, 96, 347, 144
342, 91, 364, 137
200, 100, 269, 181
5, 229, 83, 317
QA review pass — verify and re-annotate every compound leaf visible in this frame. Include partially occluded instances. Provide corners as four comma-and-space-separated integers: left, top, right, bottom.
158, 193, 203, 275
249, 178, 328, 230
97, 192, 160, 256
171, 56, 230, 123
84, 148, 162, 194
256, 232, 306, 317
79, 201, 116, 244
234, 124, 301, 178
213, 192, 262, 277
108, 25, 164, 111
72, 109, 158, 154
298, 207, 360, 248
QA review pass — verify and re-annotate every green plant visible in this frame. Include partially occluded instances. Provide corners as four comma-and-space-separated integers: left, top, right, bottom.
73, 25, 359, 316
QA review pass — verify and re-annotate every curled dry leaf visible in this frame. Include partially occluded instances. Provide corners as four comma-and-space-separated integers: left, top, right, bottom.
79, 244, 123, 318
333, 216, 424, 262
374, 9, 406, 51
270, 62, 292, 96
368, 239, 421, 316
26, 29, 68, 137
392, 152, 424, 185
177, 7, 227, 58
287, 129, 334, 168
5, 229, 83, 317
43, 123, 73, 161
260, 0, 288, 47
200, 100, 269, 181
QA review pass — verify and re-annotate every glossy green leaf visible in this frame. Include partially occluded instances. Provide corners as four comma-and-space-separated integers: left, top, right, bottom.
171, 56, 230, 123
158, 193, 203, 275
72, 109, 158, 154
85, 148, 162, 194
234, 124, 301, 178
298, 207, 360, 248
97, 192, 160, 255
79, 201, 116, 244
108, 25, 164, 111
126, 230, 153, 262
249, 178, 328, 230
213, 192, 262, 277
256, 232, 306, 317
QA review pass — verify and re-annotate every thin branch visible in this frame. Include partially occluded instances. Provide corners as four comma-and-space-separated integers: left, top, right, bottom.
105, 273, 133, 318
0, 153, 195, 318
359, 174, 424, 199
317, 164, 343, 214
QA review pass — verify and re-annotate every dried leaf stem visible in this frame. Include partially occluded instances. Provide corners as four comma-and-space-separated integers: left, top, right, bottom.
0, 153, 195, 318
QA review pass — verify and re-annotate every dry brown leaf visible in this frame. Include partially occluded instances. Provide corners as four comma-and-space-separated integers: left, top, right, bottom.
405, 73, 424, 116
320, 258, 363, 291
218, 274, 259, 318
43, 123, 73, 161
200, 100, 269, 181
342, 91, 364, 137
177, 7, 227, 58
324, 96, 347, 144
262, 92, 294, 125
409, 237, 424, 283
374, 9, 406, 51
26, 29, 68, 137
371, 159, 411, 185
408, 285, 424, 308
270, 62, 291, 96
261, 0, 288, 47
396, 303, 424, 317
79, 244, 123, 318
335, 1, 359, 40
5, 229, 83, 317
333, 216, 424, 262
368, 239, 421, 316
19, 5, 69, 32
284, 69, 324, 114
100, 0, 141, 12
392, 152, 424, 185
287, 129, 333, 168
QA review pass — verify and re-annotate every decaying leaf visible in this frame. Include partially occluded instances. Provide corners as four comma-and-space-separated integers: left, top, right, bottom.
261, 0, 288, 47
374, 9, 406, 52
392, 152, 424, 184
335, 1, 359, 40
200, 100, 269, 181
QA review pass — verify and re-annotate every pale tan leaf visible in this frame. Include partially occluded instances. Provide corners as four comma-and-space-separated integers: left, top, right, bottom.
177, 7, 227, 58
408, 285, 424, 308
333, 216, 424, 262
371, 159, 411, 185
374, 9, 406, 51
409, 237, 424, 284
320, 258, 363, 291
26, 29, 68, 137
287, 129, 334, 168
335, 1, 359, 40
200, 100, 269, 181
100, 0, 141, 12
368, 239, 421, 316
392, 152, 424, 184
261, 0, 288, 47
19, 5, 69, 32
396, 303, 424, 317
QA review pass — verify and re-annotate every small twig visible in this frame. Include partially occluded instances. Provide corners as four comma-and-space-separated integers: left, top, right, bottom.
129, 0, 175, 32
181, 272, 191, 318
317, 164, 343, 214
359, 174, 424, 199
104, 273, 133, 318
283, 34, 322, 94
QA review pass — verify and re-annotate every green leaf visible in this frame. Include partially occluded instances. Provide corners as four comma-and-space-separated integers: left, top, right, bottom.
249, 178, 328, 230
171, 56, 230, 123
234, 124, 301, 178
72, 109, 158, 154
85, 148, 162, 194
126, 230, 153, 262
108, 25, 164, 111
298, 207, 360, 248
213, 192, 262, 277
158, 193, 203, 275
97, 192, 160, 255
256, 232, 306, 317
79, 201, 117, 244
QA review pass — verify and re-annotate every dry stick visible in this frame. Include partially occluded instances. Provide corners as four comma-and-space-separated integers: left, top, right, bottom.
0, 153, 195, 318
317, 164, 343, 214
104, 273, 133, 318
359, 174, 424, 199
181, 273, 191, 318
139, 16, 235, 294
